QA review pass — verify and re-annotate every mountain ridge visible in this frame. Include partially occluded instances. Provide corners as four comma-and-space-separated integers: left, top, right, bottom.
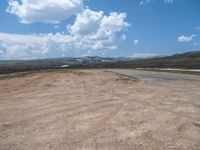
0, 51, 199, 74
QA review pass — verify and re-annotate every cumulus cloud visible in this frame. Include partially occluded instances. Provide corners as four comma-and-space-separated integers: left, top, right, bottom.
6, 0, 83, 24
67, 9, 129, 51
68, 9, 104, 35
68, 9, 129, 36
0, 9, 129, 59
3, 1, 130, 59
0, 42, 7, 59
0, 33, 67, 59
177, 34, 196, 42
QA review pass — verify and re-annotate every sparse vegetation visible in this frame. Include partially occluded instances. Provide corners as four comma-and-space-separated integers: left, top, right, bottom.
0, 51, 199, 74
1, 70, 200, 149
115, 76, 138, 83
99, 51, 200, 69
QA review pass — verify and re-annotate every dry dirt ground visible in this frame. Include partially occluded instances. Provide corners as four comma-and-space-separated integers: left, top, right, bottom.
0, 69, 200, 150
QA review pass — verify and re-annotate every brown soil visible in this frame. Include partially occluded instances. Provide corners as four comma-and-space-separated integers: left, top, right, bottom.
0, 70, 200, 150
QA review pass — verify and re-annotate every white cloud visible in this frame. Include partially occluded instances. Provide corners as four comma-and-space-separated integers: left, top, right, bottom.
6, 0, 83, 24
0, 32, 68, 59
178, 34, 196, 42
67, 9, 129, 50
0, 9, 129, 59
133, 39, 139, 46
131, 53, 159, 59
68, 9, 104, 35
3, 2, 130, 59
0, 42, 7, 59
139, 0, 151, 5
68, 9, 129, 36
140, 0, 174, 5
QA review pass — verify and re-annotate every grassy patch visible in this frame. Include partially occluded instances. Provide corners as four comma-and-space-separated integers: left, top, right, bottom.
116, 76, 138, 83
0, 71, 32, 80
68, 70, 90, 76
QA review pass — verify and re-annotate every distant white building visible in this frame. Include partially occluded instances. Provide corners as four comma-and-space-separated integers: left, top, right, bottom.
60, 65, 70, 68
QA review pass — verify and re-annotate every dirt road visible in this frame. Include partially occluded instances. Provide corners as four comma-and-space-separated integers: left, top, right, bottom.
0, 69, 200, 150
109, 69, 200, 82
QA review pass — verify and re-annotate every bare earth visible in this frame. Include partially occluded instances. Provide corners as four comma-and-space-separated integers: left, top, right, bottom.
0, 69, 200, 150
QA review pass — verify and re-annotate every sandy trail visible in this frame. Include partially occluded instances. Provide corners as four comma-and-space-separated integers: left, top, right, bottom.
0, 69, 200, 150
109, 69, 200, 82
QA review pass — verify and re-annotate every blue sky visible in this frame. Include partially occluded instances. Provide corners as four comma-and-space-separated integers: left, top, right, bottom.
0, 0, 200, 59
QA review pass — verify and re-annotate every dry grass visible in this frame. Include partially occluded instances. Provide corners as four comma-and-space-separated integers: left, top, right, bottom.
115, 75, 138, 83
0, 69, 89, 80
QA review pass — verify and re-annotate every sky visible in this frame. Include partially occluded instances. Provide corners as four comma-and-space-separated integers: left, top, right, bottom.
0, 0, 200, 60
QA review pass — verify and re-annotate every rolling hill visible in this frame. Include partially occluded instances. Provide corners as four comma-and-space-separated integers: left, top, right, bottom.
0, 51, 199, 74
99, 51, 200, 69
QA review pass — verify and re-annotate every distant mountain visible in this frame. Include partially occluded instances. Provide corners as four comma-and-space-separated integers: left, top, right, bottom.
0, 51, 199, 74
0, 56, 134, 73
99, 51, 200, 69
